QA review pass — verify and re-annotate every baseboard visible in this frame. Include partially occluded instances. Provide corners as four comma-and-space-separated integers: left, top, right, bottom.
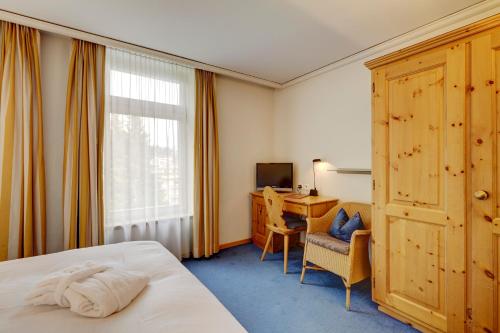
219, 238, 252, 250
220, 238, 302, 251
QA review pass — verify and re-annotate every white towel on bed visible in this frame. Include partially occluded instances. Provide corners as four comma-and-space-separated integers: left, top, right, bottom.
25, 261, 149, 318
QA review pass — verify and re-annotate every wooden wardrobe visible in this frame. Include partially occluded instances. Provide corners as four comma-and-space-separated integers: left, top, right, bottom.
366, 15, 500, 333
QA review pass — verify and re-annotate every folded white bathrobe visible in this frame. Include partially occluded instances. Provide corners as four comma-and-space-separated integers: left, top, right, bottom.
26, 261, 149, 318
25, 261, 109, 307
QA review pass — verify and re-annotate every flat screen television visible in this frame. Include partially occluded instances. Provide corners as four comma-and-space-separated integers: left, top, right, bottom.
256, 163, 293, 192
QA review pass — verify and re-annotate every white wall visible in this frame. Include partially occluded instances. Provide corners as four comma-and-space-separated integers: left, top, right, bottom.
216, 75, 274, 244
40, 31, 71, 253
273, 59, 372, 202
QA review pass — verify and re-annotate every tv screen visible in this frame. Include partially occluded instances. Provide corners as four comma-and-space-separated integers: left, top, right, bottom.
256, 163, 293, 192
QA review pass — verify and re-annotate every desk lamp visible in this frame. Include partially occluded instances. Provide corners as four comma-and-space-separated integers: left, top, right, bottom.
310, 159, 321, 196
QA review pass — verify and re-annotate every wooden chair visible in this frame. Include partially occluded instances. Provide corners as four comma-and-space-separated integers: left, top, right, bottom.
300, 202, 371, 310
260, 186, 307, 274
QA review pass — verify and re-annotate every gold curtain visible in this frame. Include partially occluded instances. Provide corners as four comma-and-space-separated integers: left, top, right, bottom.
63, 40, 105, 249
0, 22, 46, 261
193, 69, 219, 258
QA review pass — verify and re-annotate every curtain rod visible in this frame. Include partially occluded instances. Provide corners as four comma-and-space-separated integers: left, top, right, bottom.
0, 9, 281, 89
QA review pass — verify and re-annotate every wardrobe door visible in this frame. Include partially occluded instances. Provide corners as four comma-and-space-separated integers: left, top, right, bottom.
372, 44, 467, 332
470, 30, 500, 333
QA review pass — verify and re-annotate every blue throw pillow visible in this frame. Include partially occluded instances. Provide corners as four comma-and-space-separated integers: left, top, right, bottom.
337, 212, 364, 243
329, 208, 349, 238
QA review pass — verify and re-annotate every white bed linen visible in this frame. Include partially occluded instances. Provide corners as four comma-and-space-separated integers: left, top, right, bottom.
0, 241, 246, 333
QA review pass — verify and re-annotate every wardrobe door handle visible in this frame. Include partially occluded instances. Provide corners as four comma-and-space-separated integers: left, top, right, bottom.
474, 190, 489, 200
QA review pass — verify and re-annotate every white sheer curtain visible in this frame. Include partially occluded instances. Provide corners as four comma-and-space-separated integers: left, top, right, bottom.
104, 48, 194, 259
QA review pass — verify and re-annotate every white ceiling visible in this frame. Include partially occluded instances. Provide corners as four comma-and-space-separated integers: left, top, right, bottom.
0, 0, 485, 84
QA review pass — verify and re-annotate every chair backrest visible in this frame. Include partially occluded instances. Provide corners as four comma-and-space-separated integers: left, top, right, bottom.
262, 186, 287, 229
336, 202, 372, 230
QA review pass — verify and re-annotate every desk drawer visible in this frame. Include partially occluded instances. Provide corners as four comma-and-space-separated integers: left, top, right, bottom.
284, 202, 307, 216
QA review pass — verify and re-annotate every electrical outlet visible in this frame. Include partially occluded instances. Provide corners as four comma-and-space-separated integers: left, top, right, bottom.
296, 184, 310, 194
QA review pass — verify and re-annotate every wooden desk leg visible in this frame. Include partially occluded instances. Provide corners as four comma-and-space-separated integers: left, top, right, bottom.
283, 234, 289, 274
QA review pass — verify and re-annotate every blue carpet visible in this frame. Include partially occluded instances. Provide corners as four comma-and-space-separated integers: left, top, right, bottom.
183, 244, 417, 333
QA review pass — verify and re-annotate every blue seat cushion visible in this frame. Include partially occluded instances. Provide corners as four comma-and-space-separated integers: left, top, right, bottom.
328, 208, 349, 238
283, 213, 306, 229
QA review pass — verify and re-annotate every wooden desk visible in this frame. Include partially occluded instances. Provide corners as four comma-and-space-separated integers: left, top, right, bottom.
250, 192, 338, 253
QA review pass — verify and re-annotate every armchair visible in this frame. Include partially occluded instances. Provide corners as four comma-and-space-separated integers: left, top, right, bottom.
300, 202, 371, 310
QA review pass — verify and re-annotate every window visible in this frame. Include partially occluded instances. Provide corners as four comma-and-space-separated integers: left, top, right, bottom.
104, 48, 194, 231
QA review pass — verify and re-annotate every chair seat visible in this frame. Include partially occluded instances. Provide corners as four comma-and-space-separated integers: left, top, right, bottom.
306, 232, 350, 255
283, 213, 307, 229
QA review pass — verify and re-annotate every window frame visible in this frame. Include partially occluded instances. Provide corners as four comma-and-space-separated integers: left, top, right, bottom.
105, 71, 192, 223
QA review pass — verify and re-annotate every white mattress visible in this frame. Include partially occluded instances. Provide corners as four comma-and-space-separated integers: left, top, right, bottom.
0, 241, 246, 333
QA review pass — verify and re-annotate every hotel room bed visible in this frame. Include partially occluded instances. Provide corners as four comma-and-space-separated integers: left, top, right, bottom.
0, 241, 246, 333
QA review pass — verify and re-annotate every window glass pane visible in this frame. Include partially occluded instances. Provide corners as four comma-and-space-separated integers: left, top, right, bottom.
110, 70, 180, 105
107, 114, 181, 222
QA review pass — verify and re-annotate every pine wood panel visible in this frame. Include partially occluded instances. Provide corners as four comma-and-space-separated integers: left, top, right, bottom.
443, 41, 468, 333
469, 32, 498, 333
371, 44, 467, 332
387, 66, 443, 207
388, 217, 443, 309
372, 66, 388, 304
496, 31, 500, 331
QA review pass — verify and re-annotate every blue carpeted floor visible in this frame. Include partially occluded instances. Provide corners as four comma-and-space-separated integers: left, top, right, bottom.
183, 244, 417, 333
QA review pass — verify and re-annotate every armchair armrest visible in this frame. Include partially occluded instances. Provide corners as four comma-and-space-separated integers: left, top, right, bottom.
349, 230, 371, 254
306, 216, 331, 234
306, 204, 342, 234
348, 229, 372, 283
352, 229, 371, 237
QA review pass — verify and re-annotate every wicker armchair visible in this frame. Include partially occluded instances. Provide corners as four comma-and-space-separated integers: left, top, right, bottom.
300, 202, 371, 310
